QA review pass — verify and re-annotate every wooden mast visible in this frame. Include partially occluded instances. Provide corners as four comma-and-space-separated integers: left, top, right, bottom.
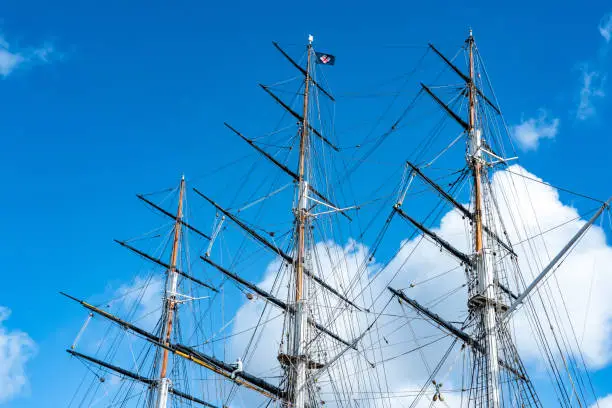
296, 39, 311, 303
291, 34, 313, 408
468, 34, 483, 253
156, 176, 185, 408
467, 30, 501, 408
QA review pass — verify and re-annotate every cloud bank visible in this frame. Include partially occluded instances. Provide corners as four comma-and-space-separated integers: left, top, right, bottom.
511, 111, 559, 151
0, 34, 57, 78
0, 307, 36, 403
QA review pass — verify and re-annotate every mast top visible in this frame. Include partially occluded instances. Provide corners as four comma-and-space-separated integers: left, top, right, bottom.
308, 34, 313, 45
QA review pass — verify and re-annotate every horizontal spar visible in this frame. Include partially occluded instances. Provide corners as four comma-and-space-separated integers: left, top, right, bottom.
259, 84, 339, 151
137, 194, 210, 239
67, 349, 218, 408
202, 256, 356, 350
393, 204, 473, 267
61, 292, 284, 401
406, 161, 517, 257
115, 240, 218, 292
224, 122, 352, 221
428, 43, 501, 115
421, 83, 469, 130
194, 189, 363, 311
272, 41, 335, 101
389, 287, 527, 381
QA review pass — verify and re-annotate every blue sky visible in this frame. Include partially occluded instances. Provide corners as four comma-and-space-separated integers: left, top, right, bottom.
1, 0, 612, 407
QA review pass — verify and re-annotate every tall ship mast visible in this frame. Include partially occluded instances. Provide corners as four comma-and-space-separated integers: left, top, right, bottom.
62, 31, 611, 408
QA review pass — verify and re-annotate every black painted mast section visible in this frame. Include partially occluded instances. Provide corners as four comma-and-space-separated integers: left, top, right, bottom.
114, 240, 218, 293
193, 189, 362, 311
259, 85, 339, 151
421, 83, 469, 130
137, 194, 210, 240
201, 256, 355, 349
393, 205, 473, 267
388, 287, 527, 381
272, 41, 335, 101
67, 349, 218, 408
428, 43, 501, 115
61, 292, 285, 400
406, 161, 517, 257
224, 123, 351, 221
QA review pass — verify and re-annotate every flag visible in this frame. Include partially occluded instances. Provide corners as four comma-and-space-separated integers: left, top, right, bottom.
315, 52, 336, 66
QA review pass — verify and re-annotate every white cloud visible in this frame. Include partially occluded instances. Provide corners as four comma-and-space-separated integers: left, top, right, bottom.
592, 394, 612, 408
599, 13, 612, 43
0, 306, 36, 403
227, 164, 612, 406
577, 65, 606, 121
112, 275, 163, 332
0, 35, 57, 78
575, 12, 612, 120
511, 111, 559, 151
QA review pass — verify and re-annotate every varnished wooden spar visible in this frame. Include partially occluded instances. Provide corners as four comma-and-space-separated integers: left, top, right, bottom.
259, 84, 339, 151
61, 292, 285, 401
224, 122, 352, 221
467, 37, 484, 256
137, 194, 210, 239
114, 240, 218, 292
67, 349, 218, 408
420, 83, 469, 130
272, 41, 335, 101
428, 43, 501, 115
393, 204, 473, 267
201, 256, 356, 349
193, 188, 363, 311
